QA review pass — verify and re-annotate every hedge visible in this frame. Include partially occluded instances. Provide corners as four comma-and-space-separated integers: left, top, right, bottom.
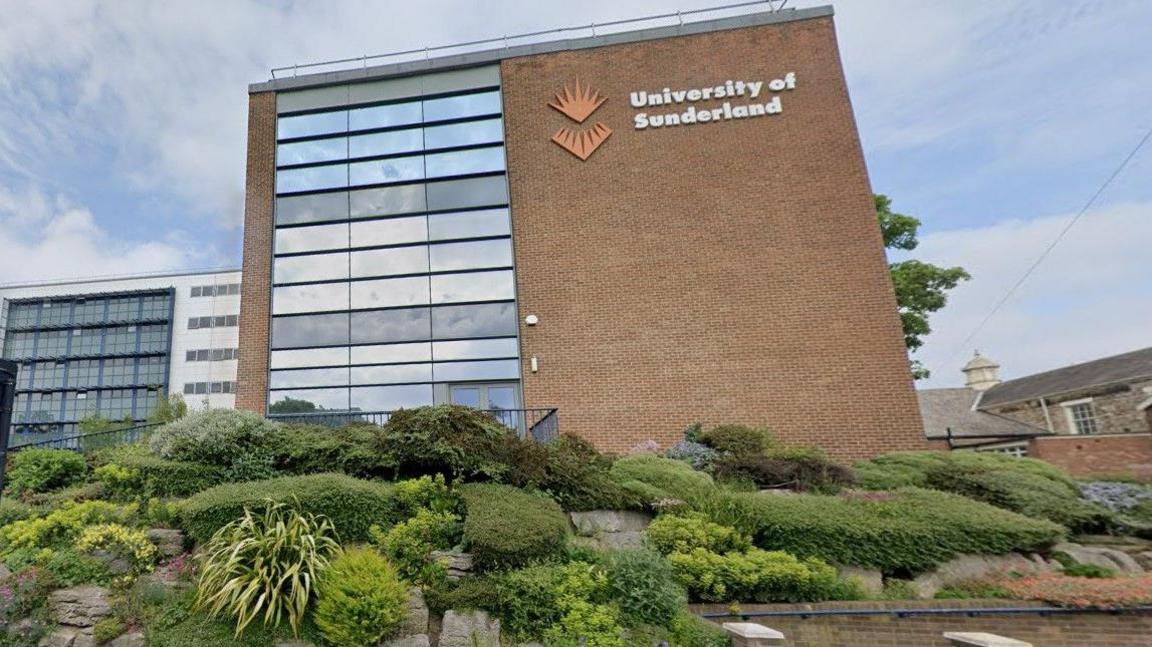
698, 487, 1064, 573
459, 483, 569, 570
180, 473, 401, 543
5, 448, 87, 494
609, 454, 716, 502
95, 444, 222, 498
855, 451, 1078, 491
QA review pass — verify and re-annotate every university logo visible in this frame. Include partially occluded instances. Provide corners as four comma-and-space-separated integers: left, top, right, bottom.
549, 79, 612, 160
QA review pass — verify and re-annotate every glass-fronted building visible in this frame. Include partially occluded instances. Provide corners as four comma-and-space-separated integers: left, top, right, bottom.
267, 65, 522, 414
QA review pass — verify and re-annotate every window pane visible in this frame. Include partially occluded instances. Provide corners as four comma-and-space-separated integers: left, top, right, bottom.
349, 101, 422, 131
351, 216, 427, 247
351, 276, 429, 309
429, 239, 512, 272
424, 118, 503, 149
426, 147, 505, 178
274, 252, 350, 283
271, 346, 350, 369
349, 156, 424, 186
350, 247, 428, 278
350, 308, 430, 344
433, 337, 518, 360
273, 284, 349, 314
350, 363, 432, 385
430, 270, 514, 303
352, 342, 432, 364
277, 165, 347, 193
276, 192, 349, 225
349, 128, 423, 158
275, 223, 349, 254
277, 137, 347, 165
350, 185, 426, 218
423, 91, 501, 121
271, 313, 350, 349
278, 111, 347, 139
269, 368, 349, 389
428, 209, 509, 241
350, 384, 433, 411
431, 302, 517, 339
426, 176, 508, 211
434, 359, 519, 381
269, 388, 349, 411
451, 387, 480, 407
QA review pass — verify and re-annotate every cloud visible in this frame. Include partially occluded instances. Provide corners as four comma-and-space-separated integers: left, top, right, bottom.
909, 201, 1152, 386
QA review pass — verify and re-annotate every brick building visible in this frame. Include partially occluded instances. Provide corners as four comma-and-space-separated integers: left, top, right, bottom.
236, 5, 926, 460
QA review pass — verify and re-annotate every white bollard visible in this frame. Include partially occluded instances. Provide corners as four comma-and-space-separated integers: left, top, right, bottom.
943, 631, 1033, 647
721, 622, 786, 646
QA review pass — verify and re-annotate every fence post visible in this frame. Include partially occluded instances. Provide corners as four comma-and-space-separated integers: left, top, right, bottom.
0, 360, 18, 502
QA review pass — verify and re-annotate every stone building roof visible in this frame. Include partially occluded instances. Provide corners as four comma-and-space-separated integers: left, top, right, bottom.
978, 346, 1152, 409
918, 387, 1045, 446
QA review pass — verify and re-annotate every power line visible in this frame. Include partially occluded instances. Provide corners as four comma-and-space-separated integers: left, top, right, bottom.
948, 125, 1152, 363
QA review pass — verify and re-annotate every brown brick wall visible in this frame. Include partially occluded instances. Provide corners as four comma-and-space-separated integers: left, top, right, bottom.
236, 91, 275, 415
500, 15, 926, 460
1029, 433, 1152, 480
692, 601, 1152, 647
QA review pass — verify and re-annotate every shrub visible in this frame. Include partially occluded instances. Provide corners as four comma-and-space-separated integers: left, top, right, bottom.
0, 499, 34, 527
5, 448, 87, 494
425, 576, 500, 615
542, 599, 625, 647
392, 474, 460, 517
712, 447, 855, 493
196, 501, 339, 637
93, 618, 127, 644
459, 483, 568, 570
665, 439, 719, 471
314, 547, 408, 647
376, 405, 514, 480
40, 548, 113, 586
0, 500, 137, 556
265, 423, 396, 479
646, 512, 751, 555
0, 567, 55, 626
855, 451, 1078, 492
605, 549, 685, 626
610, 454, 715, 503
494, 561, 609, 640
507, 434, 643, 512
149, 409, 281, 481
667, 547, 846, 603
696, 488, 1063, 572
75, 524, 158, 575
998, 573, 1152, 608
180, 473, 400, 544
699, 424, 774, 455
371, 508, 461, 585
666, 611, 729, 647
95, 444, 222, 499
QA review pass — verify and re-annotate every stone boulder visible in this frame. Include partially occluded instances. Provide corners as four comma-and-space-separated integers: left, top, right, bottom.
380, 635, 430, 647
147, 528, 186, 558
570, 510, 652, 535
912, 554, 1057, 599
48, 586, 112, 628
38, 627, 95, 647
440, 610, 501, 647
398, 587, 429, 637
107, 632, 145, 647
431, 550, 474, 580
1054, 542, 1145, 574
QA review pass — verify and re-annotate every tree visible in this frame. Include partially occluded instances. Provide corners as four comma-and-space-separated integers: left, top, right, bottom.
876, 194, 970, 380
148, 393, 188, 425
268, 396, 322, 415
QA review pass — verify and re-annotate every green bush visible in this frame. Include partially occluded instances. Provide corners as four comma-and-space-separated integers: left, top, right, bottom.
605, 549, 685, 627
265, 423, 396, 479
5, 448, 87, 494
426, 576, 500, 615
181, 474, 400, 544
646, 512, 752, 555
459, 483, 569, 570
542, 599, 625, 647
697, 488, 1064, 572
314, 547, 409, 647
855, 451, 1078, 491
94, 444, 223, 499
196, 501, 340, 637
371, 508, 461, 585
0, 499, 35, 526
40, 548, 114, 586
713, 447, 855, 493
0, 500, 137, 556
699, 424, 774, 455
494, 561, 609, 640
667, 547, 847, 603
609, 454, 715, 503
507, 434, 644, 512
376, 405, 515, 480
149, 409, 281, 481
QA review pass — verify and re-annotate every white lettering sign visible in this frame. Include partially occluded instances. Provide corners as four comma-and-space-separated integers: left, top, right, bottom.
630, 73, 796, 130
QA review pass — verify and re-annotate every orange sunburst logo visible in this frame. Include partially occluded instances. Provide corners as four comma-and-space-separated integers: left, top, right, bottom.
548, 79, 612, 160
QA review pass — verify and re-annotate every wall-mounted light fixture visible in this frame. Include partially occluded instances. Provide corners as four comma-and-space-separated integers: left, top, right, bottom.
525, 314, 539, 326
530, 356, 539, 373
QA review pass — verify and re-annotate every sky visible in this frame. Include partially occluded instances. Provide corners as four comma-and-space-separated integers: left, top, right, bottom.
0, 0, 1148, 387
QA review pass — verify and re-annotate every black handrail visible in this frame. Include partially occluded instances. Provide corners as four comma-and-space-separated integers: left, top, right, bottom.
268, 407, 559, 442
7, 421, 162, 453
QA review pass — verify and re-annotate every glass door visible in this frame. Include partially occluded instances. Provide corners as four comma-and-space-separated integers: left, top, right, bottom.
450, 382, 522, 431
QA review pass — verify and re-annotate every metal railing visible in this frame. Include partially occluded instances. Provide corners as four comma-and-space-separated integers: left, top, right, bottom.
268, 407, 559, 442
7, 422, 160, 453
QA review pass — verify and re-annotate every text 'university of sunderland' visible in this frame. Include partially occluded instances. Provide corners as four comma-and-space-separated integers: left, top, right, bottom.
630, 74, 796, 129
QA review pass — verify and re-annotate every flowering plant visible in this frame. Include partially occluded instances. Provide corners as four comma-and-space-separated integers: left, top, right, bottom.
999, 573, 1152, 609
0, 568, 53, 623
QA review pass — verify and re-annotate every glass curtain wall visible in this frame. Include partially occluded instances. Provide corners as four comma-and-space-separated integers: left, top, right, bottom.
269, 67, 521, 413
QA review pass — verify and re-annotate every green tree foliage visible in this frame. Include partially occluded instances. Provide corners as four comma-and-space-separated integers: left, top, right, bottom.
876, 194, 970, 379
267, 397, 321, 414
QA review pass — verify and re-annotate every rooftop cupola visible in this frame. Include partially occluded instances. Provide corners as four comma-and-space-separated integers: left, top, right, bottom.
963, 351, 1001, 391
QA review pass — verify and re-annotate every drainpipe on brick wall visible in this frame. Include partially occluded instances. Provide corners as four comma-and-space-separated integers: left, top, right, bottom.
1039, 398, 1055, 433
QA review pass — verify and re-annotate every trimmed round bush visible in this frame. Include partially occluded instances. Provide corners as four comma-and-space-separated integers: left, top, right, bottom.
610, 454, 715, 502
605, 548, 685, 626
314, 547, 409, 647
377, 405, 515, 480
265, 423, 396, 479
5, 448, 87, 494
149, 409, 281, 481
506, 434, 644, 512
94, 444, 222, 498
646, 512, 751, 555
855, 451, 1077, 491
712, 447, 855, 493
180, 473, 401, 543
699, 424, 774, 455
666, 547, 844, 603
459, 483, 568, 570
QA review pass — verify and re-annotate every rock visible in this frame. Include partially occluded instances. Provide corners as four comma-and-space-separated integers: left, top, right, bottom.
1136, 551, 1152, 569
38, 627, 95, 647
48, 586, 112, 627
7, 617, 38, 640
912, 554, 1055, 599
594, 530, 645, 550
1055, 543, 1145, 574
398, 587, 429, 637
273, 640, 317, 647
837, 566, 883, 597
380, 635, 430, 647
432, 550, 475, 580
569, 510, 652, 535
439, 610, 501, 647
89, 549, 132, 576
108, 632, 145, 647
146, 528, 186, 558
